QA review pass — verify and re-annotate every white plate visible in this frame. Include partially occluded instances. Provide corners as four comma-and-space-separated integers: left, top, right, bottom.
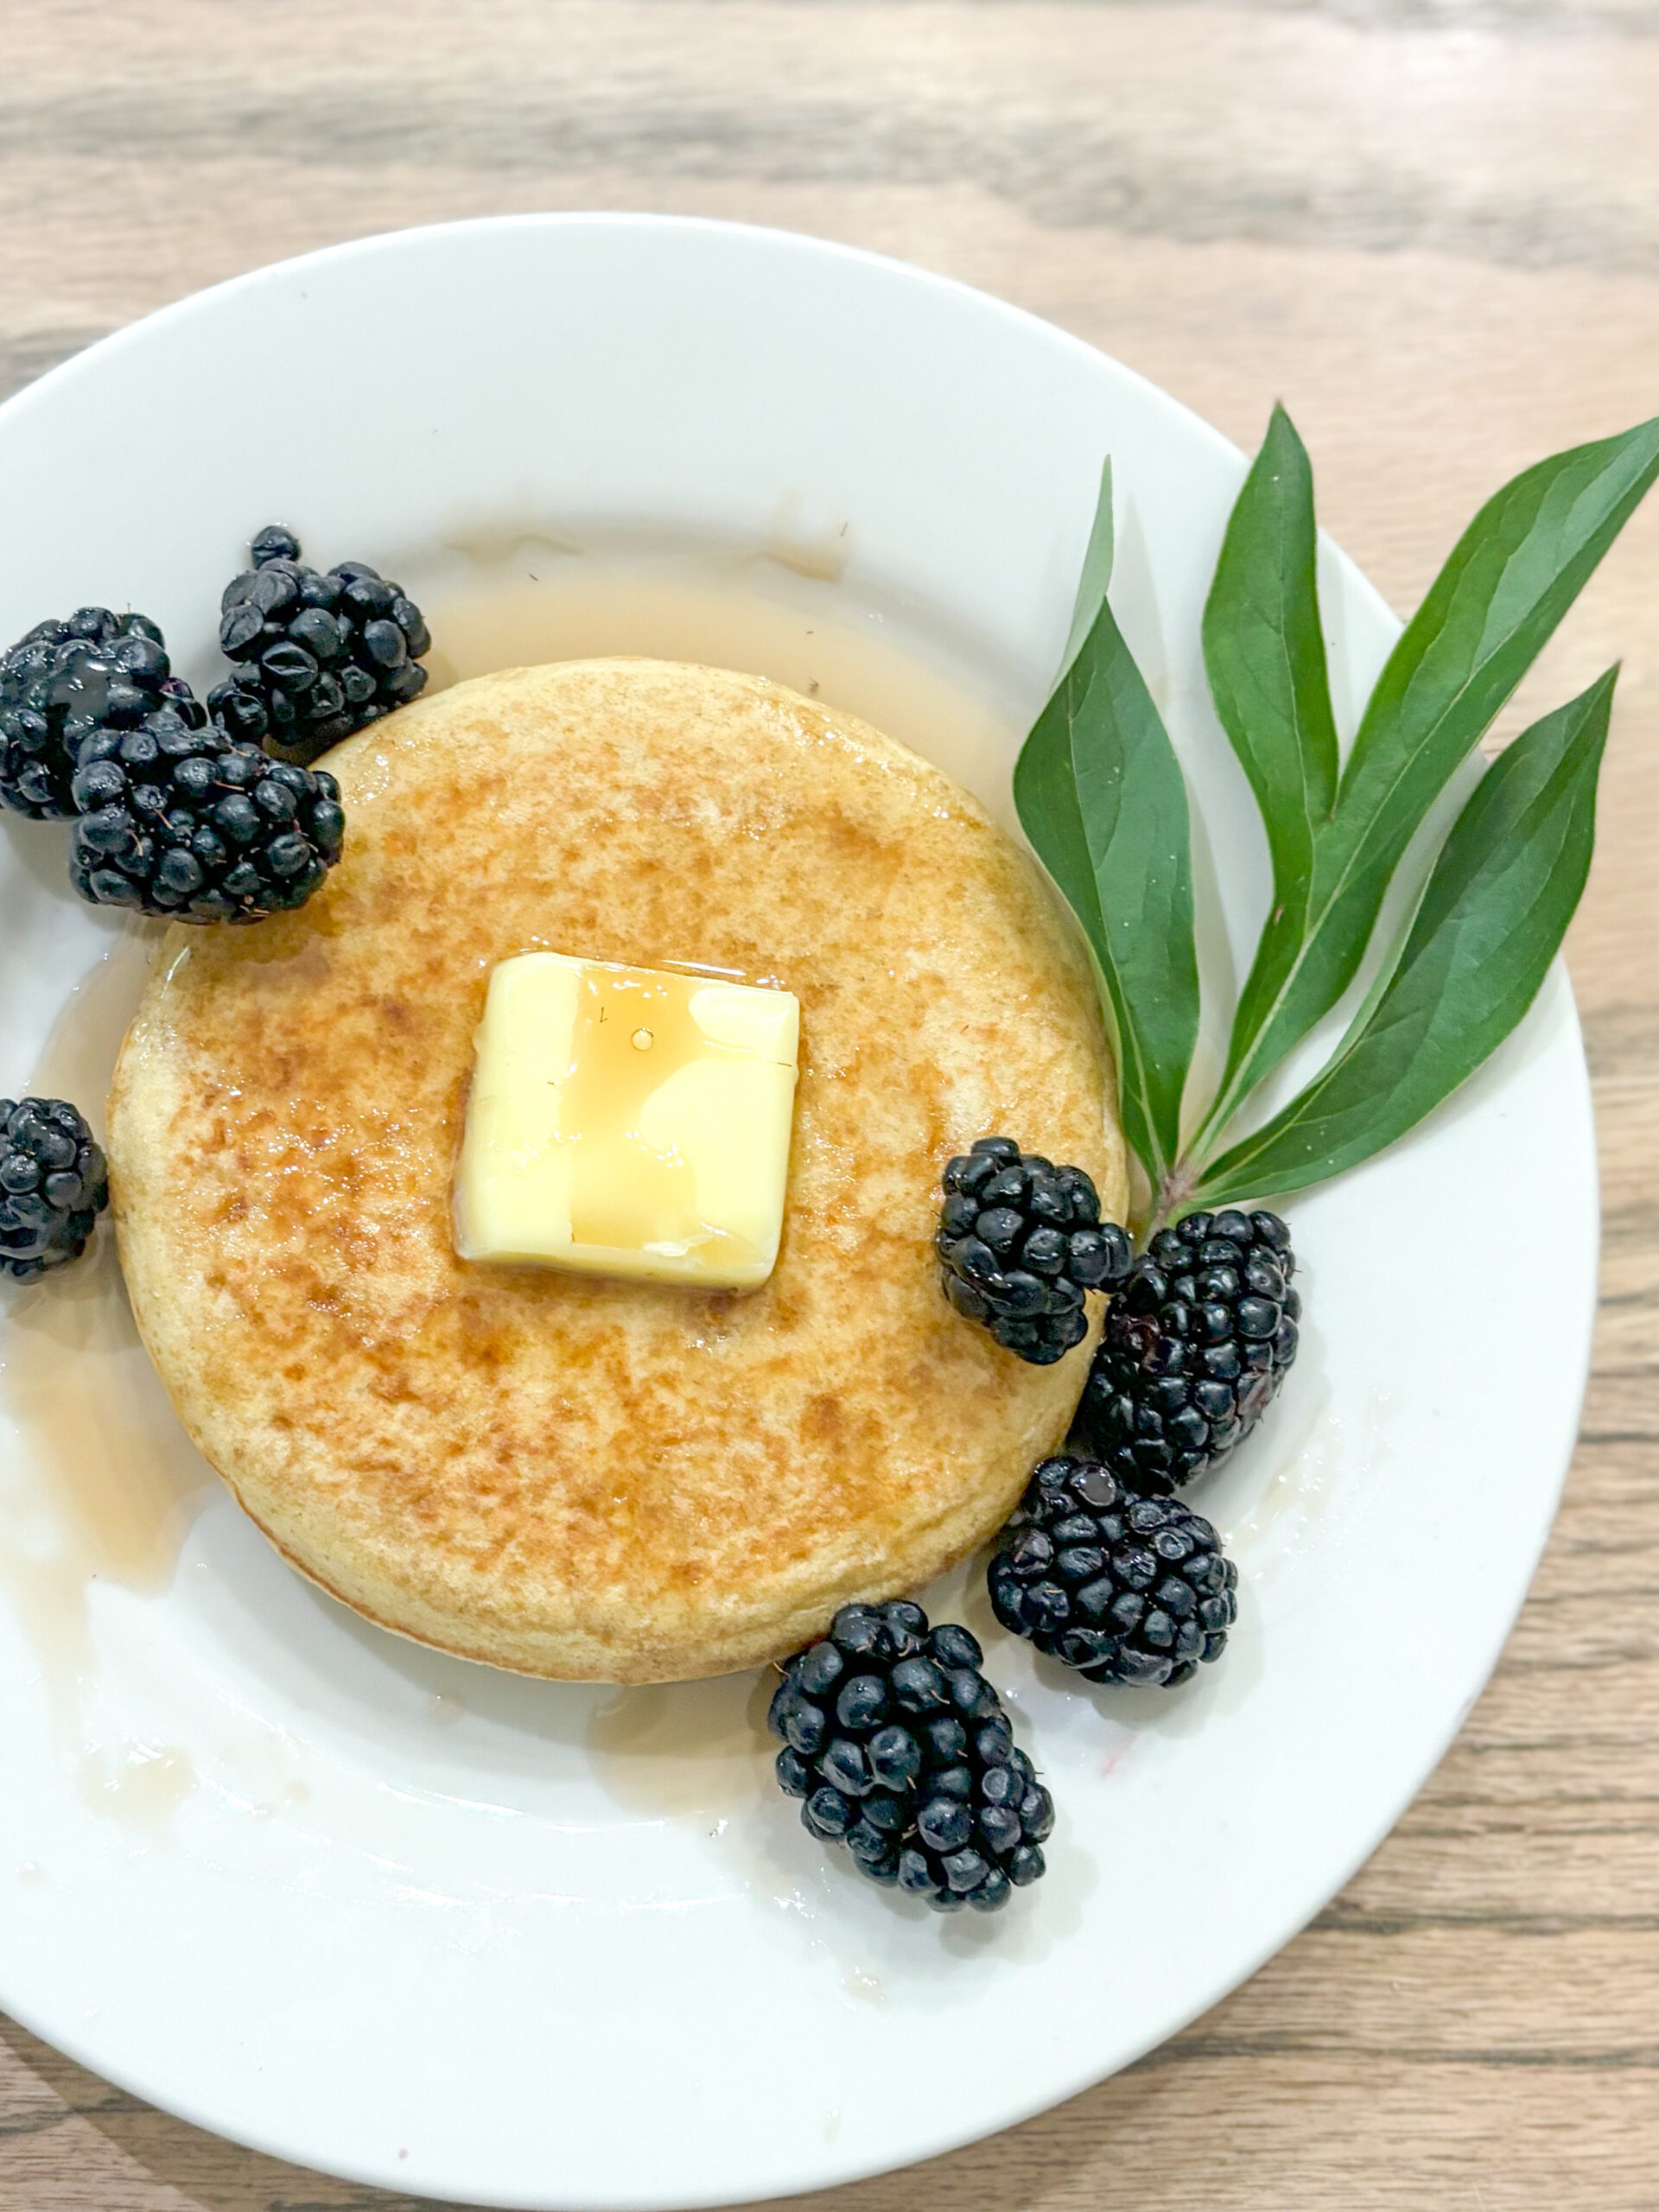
0, 217, 1596, 2209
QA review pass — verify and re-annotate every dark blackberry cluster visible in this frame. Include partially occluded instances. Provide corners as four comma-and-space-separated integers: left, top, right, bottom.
208, 525, 430, 766
989, 1456, 1237, 1688
938, 1135, 1131, 1365
0, 609, 190, 821
1073, 1209, 1299, 1492
68, 700, 345, 922
0, 1097, 108, 1281
769, 1601, 1054, 1913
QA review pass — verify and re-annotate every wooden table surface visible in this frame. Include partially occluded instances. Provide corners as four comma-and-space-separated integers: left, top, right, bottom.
2, 3, 1656, 2205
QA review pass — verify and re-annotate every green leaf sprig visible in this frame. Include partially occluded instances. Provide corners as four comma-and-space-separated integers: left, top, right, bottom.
1018, 410, 1659, 1236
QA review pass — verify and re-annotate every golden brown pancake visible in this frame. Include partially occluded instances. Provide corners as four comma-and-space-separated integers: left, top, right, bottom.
108, 659, 1126, 1682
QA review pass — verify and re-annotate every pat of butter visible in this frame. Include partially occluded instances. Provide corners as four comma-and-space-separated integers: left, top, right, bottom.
454, 952, 800, 1288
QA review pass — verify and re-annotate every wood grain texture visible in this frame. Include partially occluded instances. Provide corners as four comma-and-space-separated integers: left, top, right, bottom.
0, 2, 1655, 2205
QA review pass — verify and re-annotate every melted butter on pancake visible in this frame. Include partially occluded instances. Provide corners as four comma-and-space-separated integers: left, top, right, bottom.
454, 951, 800, 1287
107, 659, 1127, 1682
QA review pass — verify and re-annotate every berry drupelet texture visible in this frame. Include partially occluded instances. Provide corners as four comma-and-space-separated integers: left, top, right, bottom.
989, 1455, 1237, 1688
208, 526, 431, 767
68, 696, 345, 923
0, 609, 189, 821
938, 1135, 1131, 1365
1071, 1208, 1300, 1491
0, 1098, 108, 1281
768, 1601, 1055, 1912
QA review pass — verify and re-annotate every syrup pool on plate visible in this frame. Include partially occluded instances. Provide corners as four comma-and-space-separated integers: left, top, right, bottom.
1, 935, 213, 1636
412, 527, 1030, 835
0, 931, 213, 1815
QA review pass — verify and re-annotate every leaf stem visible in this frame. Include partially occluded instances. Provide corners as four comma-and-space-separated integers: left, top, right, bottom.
1141, 1157, 1205, 1243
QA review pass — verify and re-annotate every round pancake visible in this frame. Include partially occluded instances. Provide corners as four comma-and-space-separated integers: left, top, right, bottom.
108, 658, 1126, 1682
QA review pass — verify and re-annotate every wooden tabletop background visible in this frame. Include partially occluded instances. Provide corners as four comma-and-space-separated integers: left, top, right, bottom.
2, 2, 1656, 2205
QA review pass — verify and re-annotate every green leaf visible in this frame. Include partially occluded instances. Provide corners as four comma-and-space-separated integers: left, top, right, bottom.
1200, 402, 1339, 1088
1015, 576, 1200, 1185
1198, 415, 1659, 1154
1060, 457, 1115, 678
1013, 646, 1109, 956
1010, 461, 1116, 982
1192, 667, 1615, 1206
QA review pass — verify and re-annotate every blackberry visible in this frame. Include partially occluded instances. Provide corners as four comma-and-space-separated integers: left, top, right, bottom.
989, 1455, 1236, 1688
0, 1097, 108, 1281
0, 609, 186, 820
768, 1601, 1054, 1913
938, 1135, 1131, 1365
1072, 1209, 1300, 1491
208, 525, 430, 766
67, 695, 345, 923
